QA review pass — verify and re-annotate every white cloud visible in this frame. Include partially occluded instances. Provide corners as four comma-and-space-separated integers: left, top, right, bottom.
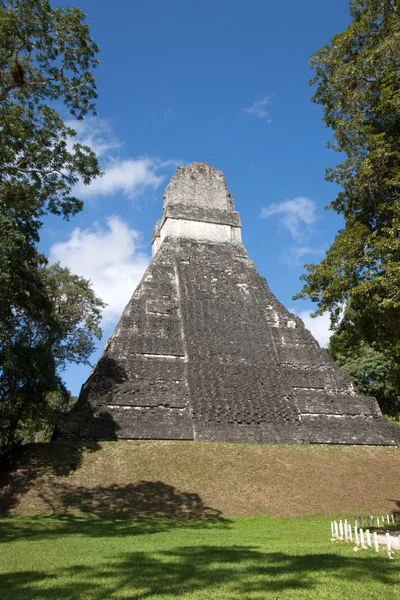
66, 117, 179, 200
65, 117, 121, 158
294, 309, 332, 348
49, 216, 150, 326
74, 158, 166, 199
243, 96, 273, 123
281, 245, 325, 268
260, 197, 317, 241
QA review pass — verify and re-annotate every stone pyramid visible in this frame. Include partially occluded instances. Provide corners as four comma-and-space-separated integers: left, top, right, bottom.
56, 163, 400, 445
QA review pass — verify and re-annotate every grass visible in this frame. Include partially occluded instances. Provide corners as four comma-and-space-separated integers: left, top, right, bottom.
1, 441, 400, 518
0, 515, 399, 599
1, 441, 400, 598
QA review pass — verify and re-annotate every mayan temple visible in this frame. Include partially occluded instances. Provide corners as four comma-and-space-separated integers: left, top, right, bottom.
56, 163, 400, 445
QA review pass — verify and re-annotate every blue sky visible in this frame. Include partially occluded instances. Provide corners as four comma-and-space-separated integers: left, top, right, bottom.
42, 0, 353, 396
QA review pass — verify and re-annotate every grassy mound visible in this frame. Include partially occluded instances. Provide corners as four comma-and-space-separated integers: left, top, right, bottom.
1, 440, 399, 518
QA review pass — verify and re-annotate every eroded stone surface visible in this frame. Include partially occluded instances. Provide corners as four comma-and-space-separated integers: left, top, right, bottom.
55, 163, 400, 445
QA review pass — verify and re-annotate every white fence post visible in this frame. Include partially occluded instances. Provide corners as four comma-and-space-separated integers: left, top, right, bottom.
360, 528, 365, 548
386, 532, 392, 558
355, 526, 359, 546
374, 531, 379, 552
366, 529, 372, 547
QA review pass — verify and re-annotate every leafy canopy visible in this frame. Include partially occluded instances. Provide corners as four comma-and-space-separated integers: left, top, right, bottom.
295, 0, 400, 362
0, 0, 101, 217
0, 0, 104, 455
328, 329, 400, 418
0, 187, 105, 452
0, 243, 105, 451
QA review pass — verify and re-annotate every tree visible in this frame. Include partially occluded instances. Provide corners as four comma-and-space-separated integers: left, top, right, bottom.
19, 391, 78, 443
0, 0, 104, 456
328, 329, 400, 418
295, 0, 400, 366
0, 250, 105, 454
0, 0, 101, 217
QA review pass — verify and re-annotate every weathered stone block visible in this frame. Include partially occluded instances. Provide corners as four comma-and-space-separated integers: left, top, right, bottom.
55, 163, 400, 446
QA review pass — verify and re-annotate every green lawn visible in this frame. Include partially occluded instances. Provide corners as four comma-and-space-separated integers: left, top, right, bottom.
0, 516, 398, 599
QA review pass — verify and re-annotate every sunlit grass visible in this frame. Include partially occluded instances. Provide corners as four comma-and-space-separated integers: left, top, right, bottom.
0, 516, 399, 599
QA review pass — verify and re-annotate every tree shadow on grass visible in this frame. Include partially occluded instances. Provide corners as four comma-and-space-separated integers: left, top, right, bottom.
0, 546, 399, 600
0, 356, 130, 515
0, 480, 230, 542
37, 479, 226, 520
0, 514, 231, 544
0, 440, 102, 515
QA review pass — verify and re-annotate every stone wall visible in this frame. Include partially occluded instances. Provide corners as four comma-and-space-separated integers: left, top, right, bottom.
57, 237, 400, 445
55, 163, 400, 446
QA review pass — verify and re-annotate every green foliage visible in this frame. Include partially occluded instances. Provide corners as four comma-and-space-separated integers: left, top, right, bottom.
0, 252, 105, 453
0, 0, 104, 456
295, 0, 400, 363
328, 328, 400, 417
19, 390, 77, 443
0, 0, 101, 217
